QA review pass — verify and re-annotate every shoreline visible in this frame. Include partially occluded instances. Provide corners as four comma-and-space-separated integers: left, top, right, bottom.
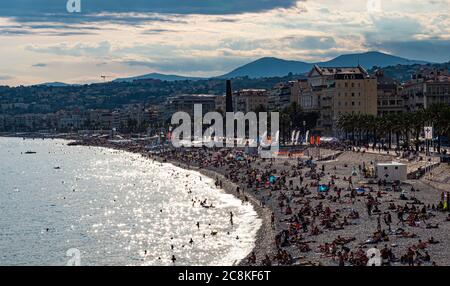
158, 157, 276, 266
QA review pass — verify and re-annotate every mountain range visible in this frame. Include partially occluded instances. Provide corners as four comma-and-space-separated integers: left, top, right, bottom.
219, 51, 429, 78
113, 73, 205, 83
113, 51, 430, 82
35, 82, 77, 87
35, 51, 433, 86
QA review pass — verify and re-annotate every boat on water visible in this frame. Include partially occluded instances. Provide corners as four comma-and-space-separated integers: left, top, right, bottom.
24, 151, 37, 154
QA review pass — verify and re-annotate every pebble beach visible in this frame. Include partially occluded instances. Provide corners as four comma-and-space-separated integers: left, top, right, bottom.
70, 138, 450, 266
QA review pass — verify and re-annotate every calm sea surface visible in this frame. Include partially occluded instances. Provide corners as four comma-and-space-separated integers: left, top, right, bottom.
0, 137, 261, 266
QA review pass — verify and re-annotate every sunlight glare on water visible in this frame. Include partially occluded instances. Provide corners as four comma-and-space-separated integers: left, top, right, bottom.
0, 137, 261, 266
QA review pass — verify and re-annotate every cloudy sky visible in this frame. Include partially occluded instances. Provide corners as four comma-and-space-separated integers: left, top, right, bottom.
0, 0, 449, 86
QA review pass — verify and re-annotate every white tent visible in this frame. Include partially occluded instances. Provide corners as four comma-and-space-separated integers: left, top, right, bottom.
376, 162, 407, 182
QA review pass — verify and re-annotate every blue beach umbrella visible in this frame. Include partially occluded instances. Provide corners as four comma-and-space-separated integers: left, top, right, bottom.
318, 185, 329, 193
269, 175, 277, 184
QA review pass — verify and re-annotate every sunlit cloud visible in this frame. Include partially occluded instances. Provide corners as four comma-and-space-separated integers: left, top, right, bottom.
0, 0, 449, 86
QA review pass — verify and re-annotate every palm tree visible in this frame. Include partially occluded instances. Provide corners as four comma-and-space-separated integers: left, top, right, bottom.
335, 105, 450, 153
409, 110, 427, 152
383, 113, 398, 150
363, 114, 377, 146
427, 104, 450, 153
390, 113, 405, 149
337, 113, 355, 142
371, 115, 384, 148
280, 111, 291, 144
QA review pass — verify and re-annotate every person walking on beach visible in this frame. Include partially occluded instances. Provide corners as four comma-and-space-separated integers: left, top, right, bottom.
384, 212, 392, 231
366, 200, 373, 217
397, 209, 405, 226
248, 252, 256, 264
230, 212, 234, 226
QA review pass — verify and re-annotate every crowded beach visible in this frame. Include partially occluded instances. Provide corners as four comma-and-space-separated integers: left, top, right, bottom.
63, 133, 450, 267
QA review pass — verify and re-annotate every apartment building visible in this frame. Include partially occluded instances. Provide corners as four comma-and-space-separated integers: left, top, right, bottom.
374, 70, 404, 117
233, 89, 268, 113
268, 83, 291, 111
402, 70, 450, 112
301, 65, 377, 135
165, 94, 218, 120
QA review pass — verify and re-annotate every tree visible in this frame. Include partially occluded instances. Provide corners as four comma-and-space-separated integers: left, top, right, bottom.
427, 104, 450, 153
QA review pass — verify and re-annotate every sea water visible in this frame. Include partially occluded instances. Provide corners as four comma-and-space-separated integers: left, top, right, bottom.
0, 137, 261, 266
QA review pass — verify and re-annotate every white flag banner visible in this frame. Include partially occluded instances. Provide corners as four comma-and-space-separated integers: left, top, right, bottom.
424, 127, 433, 140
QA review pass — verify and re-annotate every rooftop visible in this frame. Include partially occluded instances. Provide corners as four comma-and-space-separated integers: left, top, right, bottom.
309, 65, 370, 77
376, 161, 407, 166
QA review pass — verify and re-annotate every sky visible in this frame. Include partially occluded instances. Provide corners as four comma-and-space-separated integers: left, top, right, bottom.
0, 0, 449, 86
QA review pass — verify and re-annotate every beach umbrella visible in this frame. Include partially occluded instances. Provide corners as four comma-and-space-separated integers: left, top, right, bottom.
269, 175, 277, 184
235, 154, 244, 161
317, 185, 329, 193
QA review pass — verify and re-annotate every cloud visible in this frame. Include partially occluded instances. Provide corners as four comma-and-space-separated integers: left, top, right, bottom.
26, 41, 112, 57
0, 75, 12, 80
367, 38, 450, 63
141, 28, 178, 35
0, 1, 301, 22
365, 14, 426, 42
1, 0, 449, 85
0, 28, 33, 36
283, 35, 337, 50
213, 18, 240, 23
122, 56, 249, 75
32, 63, 47, 68
0, 21, 105, 37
